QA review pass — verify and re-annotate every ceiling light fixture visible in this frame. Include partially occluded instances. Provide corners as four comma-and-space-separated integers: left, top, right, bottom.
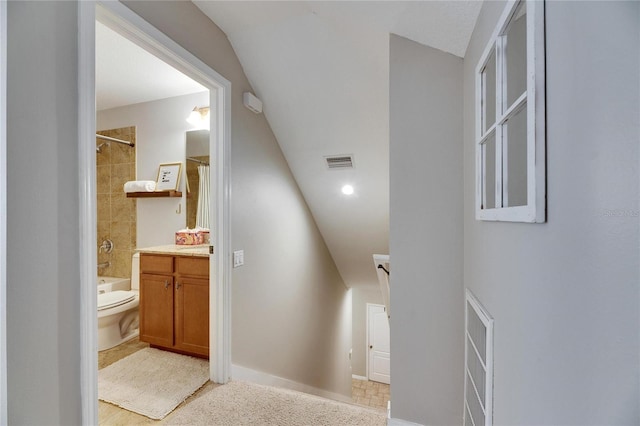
187, 106, 210, 130
341, 184, 354, 195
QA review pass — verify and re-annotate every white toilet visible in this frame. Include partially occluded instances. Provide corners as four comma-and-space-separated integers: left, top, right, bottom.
97, 253, 140, 351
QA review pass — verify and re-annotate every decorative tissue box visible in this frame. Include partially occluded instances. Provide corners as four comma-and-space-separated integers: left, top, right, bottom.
175, 228, 209, 245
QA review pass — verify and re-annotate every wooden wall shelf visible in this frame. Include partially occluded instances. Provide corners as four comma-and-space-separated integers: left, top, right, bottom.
126, 191, 182, 198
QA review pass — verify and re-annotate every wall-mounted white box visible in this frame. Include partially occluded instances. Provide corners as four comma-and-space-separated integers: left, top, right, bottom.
243, 92, 263, 114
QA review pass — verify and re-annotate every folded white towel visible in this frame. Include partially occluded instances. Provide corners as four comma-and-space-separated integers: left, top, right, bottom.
124, 180, 156, 193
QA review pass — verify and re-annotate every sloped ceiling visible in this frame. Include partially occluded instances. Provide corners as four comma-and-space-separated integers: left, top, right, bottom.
193, 1, 481, 288
95, 3, 482, 289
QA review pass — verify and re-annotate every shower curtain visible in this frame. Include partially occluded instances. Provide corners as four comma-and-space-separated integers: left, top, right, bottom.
196, 165, 210, 229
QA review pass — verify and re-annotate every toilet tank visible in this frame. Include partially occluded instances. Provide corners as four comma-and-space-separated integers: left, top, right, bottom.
131, 252, 140, 291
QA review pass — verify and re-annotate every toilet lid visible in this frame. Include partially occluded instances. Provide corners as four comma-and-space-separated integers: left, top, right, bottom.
98, 290, 136, 311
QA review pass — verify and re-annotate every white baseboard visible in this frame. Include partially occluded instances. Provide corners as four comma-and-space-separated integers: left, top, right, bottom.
352, 374, 368, 381
387, 418, 424, 426
232, 364, 352, 404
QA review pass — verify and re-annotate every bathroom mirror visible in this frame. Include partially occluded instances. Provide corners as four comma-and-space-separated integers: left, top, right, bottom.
185, 129, 210, 229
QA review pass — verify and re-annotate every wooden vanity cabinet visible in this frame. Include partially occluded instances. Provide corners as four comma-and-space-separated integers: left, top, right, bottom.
139, 254, 209, 358
174, 257, 209, 355
139, 273, 174, 348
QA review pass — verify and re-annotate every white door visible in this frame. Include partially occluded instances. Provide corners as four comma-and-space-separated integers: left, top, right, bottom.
367, 303, 390, 384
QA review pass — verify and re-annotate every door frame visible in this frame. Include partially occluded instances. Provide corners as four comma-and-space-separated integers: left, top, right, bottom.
0, 1, 7, 423
366, 303, 390, 384
78, 2, 232, 424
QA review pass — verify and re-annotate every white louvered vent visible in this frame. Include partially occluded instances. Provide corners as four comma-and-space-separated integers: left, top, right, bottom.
325, 155, 354, 169
464, 290, 494, 426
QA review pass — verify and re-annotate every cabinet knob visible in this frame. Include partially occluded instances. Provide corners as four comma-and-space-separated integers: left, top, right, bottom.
370, 345, 373, 349
164, 280, 170, 289
176, 282, 181, 290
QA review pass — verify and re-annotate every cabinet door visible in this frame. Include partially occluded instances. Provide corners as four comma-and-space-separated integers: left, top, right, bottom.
174, 276, 209, 357
139, 273, 174, 348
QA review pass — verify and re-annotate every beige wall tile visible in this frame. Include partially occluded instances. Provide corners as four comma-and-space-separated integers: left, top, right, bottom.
111, 142, 134, 164
111, 195, 132, 223
97, 221, 110, 242
111, 163, 132, 194
97, 165, 110, 194
96, 142, 111, 165
130, 222, 137, 247
110, 223, 131, 252
96, 126, 137, 279
130, 199, 137, 222
97, 194, 110, 223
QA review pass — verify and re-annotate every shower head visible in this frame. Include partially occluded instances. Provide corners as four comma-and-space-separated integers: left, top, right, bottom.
96, 142, 110, 153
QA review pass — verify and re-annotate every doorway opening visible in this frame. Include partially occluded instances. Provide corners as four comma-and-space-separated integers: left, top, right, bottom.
79, 2, 231, 423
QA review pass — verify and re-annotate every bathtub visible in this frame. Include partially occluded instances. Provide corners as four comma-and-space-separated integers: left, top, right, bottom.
97, 276, 131, 294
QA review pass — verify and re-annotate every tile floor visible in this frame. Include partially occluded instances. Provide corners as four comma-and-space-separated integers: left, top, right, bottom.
98, 338, 388, 424
351, 378, 390, 410
98, 337, 148, 370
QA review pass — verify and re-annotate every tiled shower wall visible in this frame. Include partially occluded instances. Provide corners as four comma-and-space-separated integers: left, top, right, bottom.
96, 126, 137, 278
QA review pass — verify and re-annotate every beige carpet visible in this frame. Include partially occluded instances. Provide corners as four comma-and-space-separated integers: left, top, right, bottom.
165, 380, 386, 425
98, 347, 209, 420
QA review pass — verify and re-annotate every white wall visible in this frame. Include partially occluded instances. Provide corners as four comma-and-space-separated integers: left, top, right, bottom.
463, 1, 640, 424
351, 286, 383, 377
97, 91, 208, 247
6, 2, 82, 424
389, 35, 464, 425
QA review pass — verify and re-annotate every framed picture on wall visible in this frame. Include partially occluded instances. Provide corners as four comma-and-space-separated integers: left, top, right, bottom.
156, 162, 182, 191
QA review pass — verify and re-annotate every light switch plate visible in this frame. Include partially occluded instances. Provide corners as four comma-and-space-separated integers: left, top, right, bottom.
233, 250, 244, 268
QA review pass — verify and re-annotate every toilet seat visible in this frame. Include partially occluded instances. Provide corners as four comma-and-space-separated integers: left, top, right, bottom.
98, 290, 136, 311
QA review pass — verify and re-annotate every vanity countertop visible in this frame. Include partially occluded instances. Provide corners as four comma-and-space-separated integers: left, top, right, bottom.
136, 244, 209, 257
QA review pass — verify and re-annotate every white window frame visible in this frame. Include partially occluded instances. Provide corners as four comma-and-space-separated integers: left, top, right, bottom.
475, 0, 546, 223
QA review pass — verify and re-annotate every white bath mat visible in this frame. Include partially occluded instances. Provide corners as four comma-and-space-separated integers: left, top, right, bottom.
98, 347, 209, 420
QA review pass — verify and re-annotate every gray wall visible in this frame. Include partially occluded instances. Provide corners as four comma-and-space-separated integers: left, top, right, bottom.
351, 286, 384, 377
6, 2, 82, 424
120, 1, 352, 397
463, 1, 640, 424
389, 35, 464, 425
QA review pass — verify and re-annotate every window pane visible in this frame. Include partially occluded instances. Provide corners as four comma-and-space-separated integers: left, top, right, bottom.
482, 48, 496, 133
505, 105, 527, 207
506, 2, 527, 107
482, 132, 496, 209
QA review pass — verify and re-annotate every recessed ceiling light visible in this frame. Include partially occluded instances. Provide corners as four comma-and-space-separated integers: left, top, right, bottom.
341, 184, 354, 195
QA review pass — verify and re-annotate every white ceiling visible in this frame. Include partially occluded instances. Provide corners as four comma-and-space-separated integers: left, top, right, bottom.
96, 2, 482, 289
96, 21, 206, 111
193, 1, 481, 288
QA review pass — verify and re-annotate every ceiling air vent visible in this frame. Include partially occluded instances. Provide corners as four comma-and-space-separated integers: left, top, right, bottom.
325, 155, 354, 170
